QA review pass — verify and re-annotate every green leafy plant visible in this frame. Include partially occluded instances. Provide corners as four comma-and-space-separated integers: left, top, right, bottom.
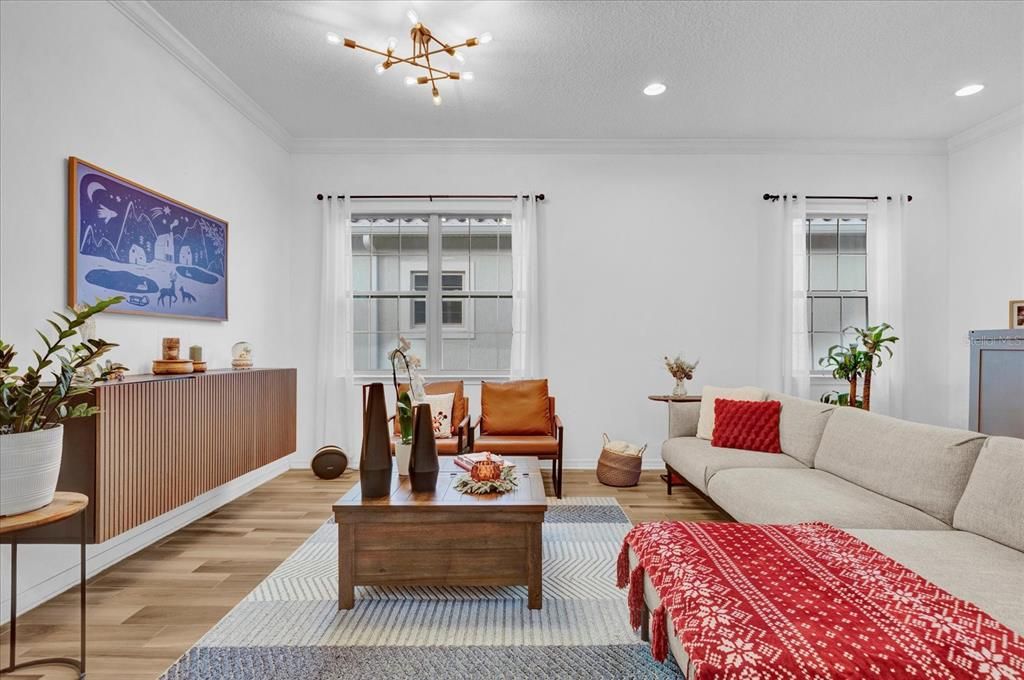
852, 323, 899, 411
1, 297, 123, 434
818, 343, 864, 408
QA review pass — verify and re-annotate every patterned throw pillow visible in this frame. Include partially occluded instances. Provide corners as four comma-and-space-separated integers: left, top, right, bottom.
711, 398, 782, 453
413, 392, 455, 438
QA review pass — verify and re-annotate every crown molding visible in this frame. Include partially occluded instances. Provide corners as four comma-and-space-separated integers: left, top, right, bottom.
947, 105, 1024, 153
107, 1, 953, 159
290, 136, 947, 156
108, 0, 291, 151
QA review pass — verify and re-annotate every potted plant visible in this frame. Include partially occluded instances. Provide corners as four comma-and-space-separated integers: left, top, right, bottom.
819, 343, 864, 407
0, 297, 122, 516
388, 336, 425, 476
853, 323, 899, 411
663, 354, 699, 397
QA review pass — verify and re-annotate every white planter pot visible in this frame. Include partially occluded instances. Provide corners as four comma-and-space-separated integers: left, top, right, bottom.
395, 442, 412, 476
0, 425, 64, 516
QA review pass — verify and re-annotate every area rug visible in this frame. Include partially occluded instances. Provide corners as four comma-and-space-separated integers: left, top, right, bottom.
160, 497, 683, 679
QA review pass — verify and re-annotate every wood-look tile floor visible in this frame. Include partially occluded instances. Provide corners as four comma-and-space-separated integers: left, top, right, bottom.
1, 468, 726, 679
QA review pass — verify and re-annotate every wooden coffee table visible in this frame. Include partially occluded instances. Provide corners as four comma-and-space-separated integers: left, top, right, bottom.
333, 456, 547, 610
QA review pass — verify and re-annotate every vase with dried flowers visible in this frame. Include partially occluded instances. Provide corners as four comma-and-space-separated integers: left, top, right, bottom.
663, 354, 699, 397
388, 336, 425, 475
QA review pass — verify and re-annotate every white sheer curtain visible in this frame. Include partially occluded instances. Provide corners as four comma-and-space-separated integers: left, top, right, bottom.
866, 195, 907, 417
314, 196, 355, 455
780, 195, 811, 398
510, 195, 540, 379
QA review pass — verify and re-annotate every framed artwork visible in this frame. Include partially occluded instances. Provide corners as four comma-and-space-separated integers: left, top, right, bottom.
68, 157, 228, 321
1011, 300, 1024, 330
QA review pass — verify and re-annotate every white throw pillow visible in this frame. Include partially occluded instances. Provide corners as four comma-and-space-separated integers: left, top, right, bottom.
414, 393, 455, 437
696, 386, 768, 440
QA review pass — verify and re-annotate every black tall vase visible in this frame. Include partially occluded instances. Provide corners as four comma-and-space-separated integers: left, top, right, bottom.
360, 382, 393, 498
409, 403, 439, 492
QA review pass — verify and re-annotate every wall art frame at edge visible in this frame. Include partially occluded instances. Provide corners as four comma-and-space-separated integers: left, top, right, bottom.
67, 157, 229, 321
1011, 300, 1024, 330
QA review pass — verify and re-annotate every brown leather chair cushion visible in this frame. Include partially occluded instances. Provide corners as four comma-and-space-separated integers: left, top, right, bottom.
394, 381, 466, 436
481, 379, 551, 435
473, 435, 560, 456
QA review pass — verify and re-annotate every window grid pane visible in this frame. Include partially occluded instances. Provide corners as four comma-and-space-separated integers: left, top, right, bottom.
807, 214, 868, 372
354, 213, 512, 373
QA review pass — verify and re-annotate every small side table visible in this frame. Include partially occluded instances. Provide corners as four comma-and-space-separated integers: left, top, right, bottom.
1, 492, 89, 679
648, 395, 702, 495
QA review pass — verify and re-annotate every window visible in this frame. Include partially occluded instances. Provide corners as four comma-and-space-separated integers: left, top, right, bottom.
807, 215, 868, 370
352, 214, 512, 374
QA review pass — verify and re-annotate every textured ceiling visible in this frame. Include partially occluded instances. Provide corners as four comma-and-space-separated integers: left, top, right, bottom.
148, 0, 1023, 140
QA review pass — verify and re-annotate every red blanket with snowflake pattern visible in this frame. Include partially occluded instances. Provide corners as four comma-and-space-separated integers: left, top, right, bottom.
618, 522, 1024, 679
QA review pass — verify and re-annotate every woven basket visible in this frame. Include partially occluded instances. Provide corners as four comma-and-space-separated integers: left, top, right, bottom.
596, 434, 646, 488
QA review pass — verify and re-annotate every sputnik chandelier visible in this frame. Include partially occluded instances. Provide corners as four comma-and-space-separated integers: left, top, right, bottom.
328, 9, 491, 106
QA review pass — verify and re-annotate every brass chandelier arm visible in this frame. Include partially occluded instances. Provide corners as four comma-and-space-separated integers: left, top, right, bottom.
350, 43, 449, 76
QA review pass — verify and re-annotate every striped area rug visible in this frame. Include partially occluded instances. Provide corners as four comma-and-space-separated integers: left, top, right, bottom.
160, 497, 682, 679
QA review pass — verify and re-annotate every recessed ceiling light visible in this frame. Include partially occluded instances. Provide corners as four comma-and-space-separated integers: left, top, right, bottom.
326, 32, 342, 45
955, 84, 984, 97
643, 83, 667, 96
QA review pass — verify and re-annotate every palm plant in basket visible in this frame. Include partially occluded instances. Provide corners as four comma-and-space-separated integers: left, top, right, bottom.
0, 296, 122, 515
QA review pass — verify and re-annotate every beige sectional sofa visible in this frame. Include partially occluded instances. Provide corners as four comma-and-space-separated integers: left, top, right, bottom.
642, 391, 1024, 674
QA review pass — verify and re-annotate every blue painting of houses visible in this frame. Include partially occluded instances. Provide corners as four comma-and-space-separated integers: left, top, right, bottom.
71, 159, 228, 320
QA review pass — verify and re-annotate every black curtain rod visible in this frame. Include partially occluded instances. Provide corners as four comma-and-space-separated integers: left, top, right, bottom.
316, 193, 545, 201
763, 193, 912, 202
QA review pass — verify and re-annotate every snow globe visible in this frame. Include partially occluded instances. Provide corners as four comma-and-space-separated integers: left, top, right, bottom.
231, 341, 253, 370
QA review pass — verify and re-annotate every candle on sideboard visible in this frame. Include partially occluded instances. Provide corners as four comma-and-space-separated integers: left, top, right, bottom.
162, 337, 180, 360
189, 345, 203, 362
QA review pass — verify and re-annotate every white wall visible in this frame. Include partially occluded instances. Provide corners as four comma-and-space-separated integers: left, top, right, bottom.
0, 1, 292, 619
288, 151, 951, 468
946, 115, 1024, 427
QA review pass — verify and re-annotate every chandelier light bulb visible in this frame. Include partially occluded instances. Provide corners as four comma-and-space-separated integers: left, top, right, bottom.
404, 76, 417, 86
432, 89, 442, 106
374, 63, 386, 75
454, 51, 465, 63
479, 32, 493, 44
406, 9, 419, 25
462, 71, 474, 81
386, 36, 398, 52
326, 32, 342, 45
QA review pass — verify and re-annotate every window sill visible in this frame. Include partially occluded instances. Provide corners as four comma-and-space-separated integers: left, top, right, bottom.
354, 373, 512, 385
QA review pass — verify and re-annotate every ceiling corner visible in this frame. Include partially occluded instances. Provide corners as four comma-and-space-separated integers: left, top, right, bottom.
107, 0, 294, 151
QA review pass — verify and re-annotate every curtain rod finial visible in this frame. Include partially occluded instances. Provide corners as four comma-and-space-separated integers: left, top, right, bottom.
316, 193, 324, 201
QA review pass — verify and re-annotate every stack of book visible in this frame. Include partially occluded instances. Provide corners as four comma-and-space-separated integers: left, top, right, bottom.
454, 452, 506, 472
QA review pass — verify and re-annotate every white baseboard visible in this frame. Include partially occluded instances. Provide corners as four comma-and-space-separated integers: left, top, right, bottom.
0, 457, 291, 624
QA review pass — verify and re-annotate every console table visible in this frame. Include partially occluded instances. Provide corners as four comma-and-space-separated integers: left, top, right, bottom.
1, 492, 89, 678
3, 368, 296, 545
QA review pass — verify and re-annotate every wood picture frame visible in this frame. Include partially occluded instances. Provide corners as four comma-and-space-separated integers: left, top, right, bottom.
1011, 300, 1024, 330
68, 157, 229, 321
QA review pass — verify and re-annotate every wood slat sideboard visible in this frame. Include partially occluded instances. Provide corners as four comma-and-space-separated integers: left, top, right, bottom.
3, 368, 296, 544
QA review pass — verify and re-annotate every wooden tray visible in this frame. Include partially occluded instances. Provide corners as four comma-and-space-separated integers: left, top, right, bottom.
152, 359, 194, 375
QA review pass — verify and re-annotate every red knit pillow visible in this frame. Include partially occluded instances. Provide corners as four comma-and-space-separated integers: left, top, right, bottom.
711, 398, 782, 453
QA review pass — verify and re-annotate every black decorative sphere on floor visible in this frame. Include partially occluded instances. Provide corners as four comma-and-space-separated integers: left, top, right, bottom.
311, 445, 348, 479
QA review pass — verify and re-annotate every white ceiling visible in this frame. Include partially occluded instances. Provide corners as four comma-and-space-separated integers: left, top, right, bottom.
147, 0, 1023, 142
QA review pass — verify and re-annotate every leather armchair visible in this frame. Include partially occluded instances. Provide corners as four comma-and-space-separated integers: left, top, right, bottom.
470, 380, 564, 498
361, 382, 471, 455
